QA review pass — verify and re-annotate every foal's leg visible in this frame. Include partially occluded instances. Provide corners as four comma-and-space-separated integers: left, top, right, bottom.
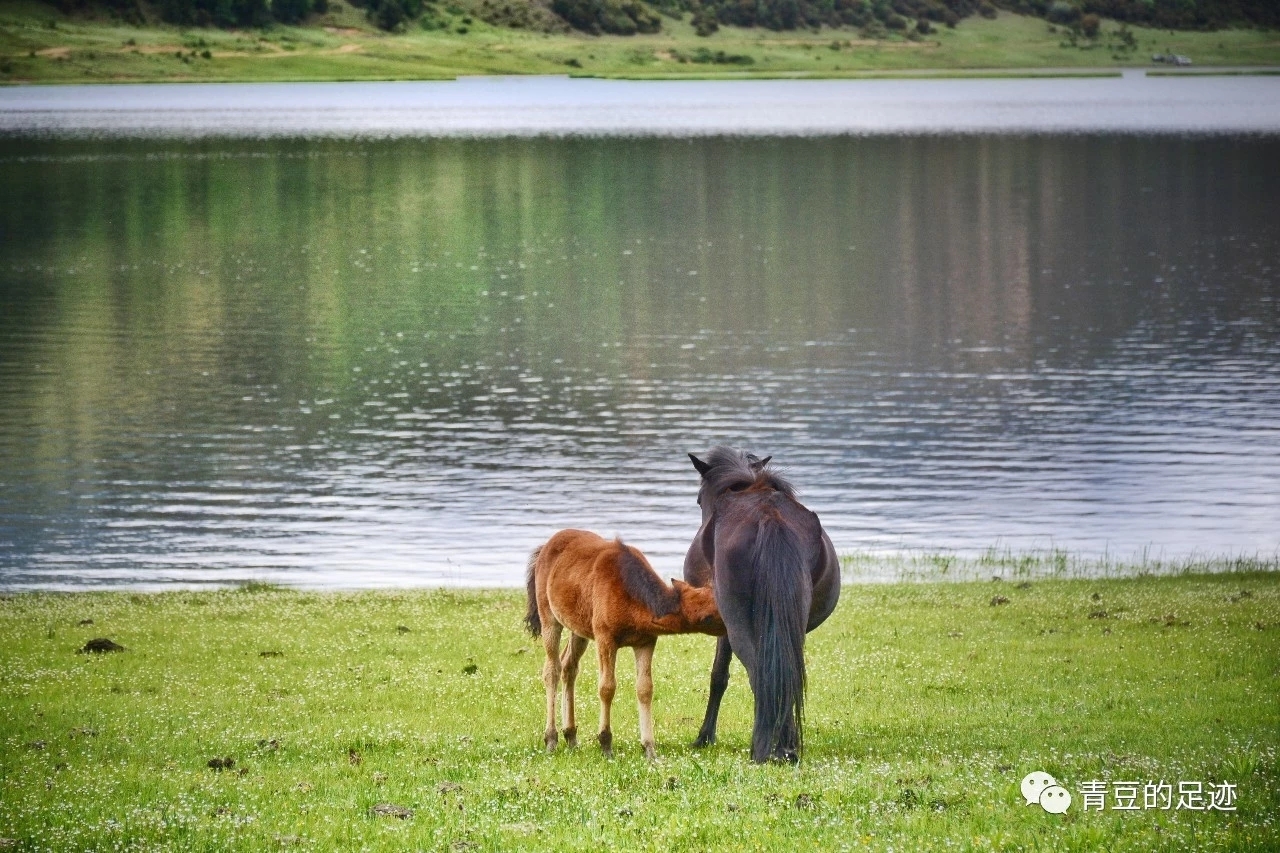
693, 635, 733, 748
560, 634, 589, 748
634, 641, 657, 761
541, 621, 563, 752
595, 638, 618, 758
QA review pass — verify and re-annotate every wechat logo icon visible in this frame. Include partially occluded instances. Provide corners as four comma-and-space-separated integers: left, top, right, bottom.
1022, 771, 1072, 814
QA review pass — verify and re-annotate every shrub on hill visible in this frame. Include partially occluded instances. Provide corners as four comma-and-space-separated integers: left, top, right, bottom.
156, 0, 273, 27
476, 0, 570, 30
551, 0, 661, 33
347, 0, 425, 30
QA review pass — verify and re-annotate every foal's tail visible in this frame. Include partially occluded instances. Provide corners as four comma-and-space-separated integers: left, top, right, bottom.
524, 545, 543, 637
750, 521, 809, 761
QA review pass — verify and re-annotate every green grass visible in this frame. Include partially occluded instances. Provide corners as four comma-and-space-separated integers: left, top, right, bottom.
2, 571, 1278, 850
2, 2, 1278, 84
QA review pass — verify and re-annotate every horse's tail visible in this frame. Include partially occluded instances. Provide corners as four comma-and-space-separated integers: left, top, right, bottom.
524, 545, 543, 637
749, 520, 809, 760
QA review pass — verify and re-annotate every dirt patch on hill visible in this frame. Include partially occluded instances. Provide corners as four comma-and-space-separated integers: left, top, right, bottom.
129, 44, 186, 55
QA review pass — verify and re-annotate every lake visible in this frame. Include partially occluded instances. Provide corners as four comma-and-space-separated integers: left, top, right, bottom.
1, 80, 1278, 589
4, 75, 1280, 137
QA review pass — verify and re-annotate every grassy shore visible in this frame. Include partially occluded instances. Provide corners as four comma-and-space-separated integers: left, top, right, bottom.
2, 570, 1277, 850
1, 1, 1279, 84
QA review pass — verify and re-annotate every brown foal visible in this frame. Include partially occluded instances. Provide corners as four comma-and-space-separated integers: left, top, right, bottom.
524, 529, 724, 760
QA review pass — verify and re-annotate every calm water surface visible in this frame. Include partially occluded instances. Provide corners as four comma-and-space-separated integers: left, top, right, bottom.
2, 133, 1278, 588
3, 76, 1280, 137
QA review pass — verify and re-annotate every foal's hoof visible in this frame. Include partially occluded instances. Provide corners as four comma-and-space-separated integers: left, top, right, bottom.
643, 743, 657, 762
543, 731, 558, 753
562, 727, 578, 748
597, 729, 613, 759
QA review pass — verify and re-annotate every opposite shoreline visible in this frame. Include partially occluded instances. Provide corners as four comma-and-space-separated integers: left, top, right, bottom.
3, 10, 1279, 87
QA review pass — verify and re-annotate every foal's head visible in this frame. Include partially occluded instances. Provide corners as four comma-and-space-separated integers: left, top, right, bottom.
688, 446, 794, 526
671, 579, 725, 635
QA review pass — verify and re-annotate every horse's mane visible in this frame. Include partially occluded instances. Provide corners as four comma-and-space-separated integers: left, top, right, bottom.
700, 446, 795, 500
616, 540, 680, 617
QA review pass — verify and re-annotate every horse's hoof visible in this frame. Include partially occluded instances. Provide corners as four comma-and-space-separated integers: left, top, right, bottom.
544, 731, 558, 753
692, 733, 715, 749
643, 743, 657, 762
563, 726, 578, 748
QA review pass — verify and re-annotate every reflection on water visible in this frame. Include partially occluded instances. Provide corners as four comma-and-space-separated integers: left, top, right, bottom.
1, 136, 1278, 588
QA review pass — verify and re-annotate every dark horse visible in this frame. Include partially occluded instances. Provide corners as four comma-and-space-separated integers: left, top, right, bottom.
684, 447, 841, 763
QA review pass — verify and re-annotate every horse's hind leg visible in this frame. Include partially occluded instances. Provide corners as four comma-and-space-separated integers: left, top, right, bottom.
541, 621, 564, 752
693, 635, 733, 748
634, 641, 657, 761
595, 638, 618, 758
560, 634, 589, 748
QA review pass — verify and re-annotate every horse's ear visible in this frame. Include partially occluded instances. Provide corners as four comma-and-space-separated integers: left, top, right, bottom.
689, 453, 711, 477
749, 455, 772, 471
698, 514, 716, 565
671, 578, 689, 592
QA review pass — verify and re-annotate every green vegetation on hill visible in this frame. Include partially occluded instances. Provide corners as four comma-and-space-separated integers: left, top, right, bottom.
26, 0, 1280, 36
2, 3, 1278, 83
1, 571, 1278, 850
1011, 0, 1280, 30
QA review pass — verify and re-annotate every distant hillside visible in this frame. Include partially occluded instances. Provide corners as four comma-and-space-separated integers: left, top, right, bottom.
41, 0, 1280, 37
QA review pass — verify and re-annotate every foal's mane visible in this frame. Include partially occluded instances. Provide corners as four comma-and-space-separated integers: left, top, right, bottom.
616, 540, 680, 618
699, 446, 795, 501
